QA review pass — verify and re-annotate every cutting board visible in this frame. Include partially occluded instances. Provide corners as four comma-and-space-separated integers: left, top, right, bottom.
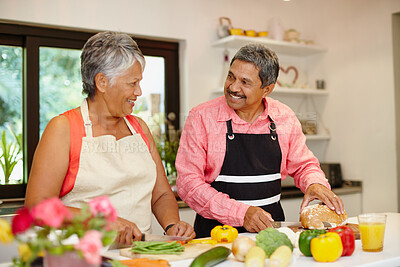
287, 223, 360, 239
120, 243, 232, 261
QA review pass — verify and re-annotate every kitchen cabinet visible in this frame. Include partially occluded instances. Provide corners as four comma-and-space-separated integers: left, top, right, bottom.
212, 35, 330, 160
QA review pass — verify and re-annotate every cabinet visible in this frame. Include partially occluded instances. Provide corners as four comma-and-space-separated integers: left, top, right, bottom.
212, 35, 330, 160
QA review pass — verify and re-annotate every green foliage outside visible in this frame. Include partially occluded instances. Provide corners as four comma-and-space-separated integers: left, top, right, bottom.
0, 127, 22, 184
148, 113, 180, 184
0, 45, 83, 184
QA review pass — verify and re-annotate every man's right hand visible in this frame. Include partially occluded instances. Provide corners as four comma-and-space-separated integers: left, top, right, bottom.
243, 206, 274, 232
111, 217, 143, 245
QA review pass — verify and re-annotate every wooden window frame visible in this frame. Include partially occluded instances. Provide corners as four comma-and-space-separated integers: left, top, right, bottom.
0, 22, 180, 199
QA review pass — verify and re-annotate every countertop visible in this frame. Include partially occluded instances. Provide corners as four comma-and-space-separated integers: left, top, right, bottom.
103, 212, 400, 267
177, 180, 362, 208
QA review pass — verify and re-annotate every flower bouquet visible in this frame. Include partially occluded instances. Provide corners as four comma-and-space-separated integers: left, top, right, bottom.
0, 196, 118, 267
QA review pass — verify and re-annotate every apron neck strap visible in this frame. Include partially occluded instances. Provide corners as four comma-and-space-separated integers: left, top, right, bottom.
80, 99, 93, 137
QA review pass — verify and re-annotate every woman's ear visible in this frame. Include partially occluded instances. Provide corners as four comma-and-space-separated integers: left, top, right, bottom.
94, 73, 108, 93
262, 83, 275, 97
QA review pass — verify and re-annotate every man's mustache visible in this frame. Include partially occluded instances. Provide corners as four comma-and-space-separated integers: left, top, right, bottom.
226, 88, 246, 98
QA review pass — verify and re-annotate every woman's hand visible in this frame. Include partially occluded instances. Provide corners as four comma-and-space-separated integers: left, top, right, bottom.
110, 217, 143, 245
166, 221, 196, 239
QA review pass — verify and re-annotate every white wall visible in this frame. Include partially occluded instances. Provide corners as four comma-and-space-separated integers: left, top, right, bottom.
1, 0, 399, 213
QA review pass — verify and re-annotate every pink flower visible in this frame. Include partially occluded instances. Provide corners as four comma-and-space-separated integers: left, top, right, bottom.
11, 207, 34, 235
88, 196, 117, 222
31, 197, 71, 228
75, 230, 102, 265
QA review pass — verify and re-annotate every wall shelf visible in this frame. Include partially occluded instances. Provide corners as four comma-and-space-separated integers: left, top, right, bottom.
212, 35, 327, 56
306, 134, 330, 141
213, 87, 329, 96
272, 87, 329, 96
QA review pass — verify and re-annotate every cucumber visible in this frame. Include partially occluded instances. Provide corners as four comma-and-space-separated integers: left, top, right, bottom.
190, 246, 231, 267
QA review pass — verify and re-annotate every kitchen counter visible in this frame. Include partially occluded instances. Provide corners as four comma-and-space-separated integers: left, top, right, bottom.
177, 180, 362, 208
104, 213, 400, 267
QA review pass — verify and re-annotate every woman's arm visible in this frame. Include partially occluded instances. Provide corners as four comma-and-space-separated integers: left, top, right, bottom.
25, 115, 71, 208
136, 117, 194, 238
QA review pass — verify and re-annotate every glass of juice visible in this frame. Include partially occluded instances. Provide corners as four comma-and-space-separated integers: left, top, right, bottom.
358, 213, 387, 252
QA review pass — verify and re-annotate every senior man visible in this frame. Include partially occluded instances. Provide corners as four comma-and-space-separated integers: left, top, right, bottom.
176, 43, 344, 238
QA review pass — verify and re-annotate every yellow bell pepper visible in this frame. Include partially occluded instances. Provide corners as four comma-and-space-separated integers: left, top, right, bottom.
18, 243, 33, 262
210, 225, 238, 243
310, 232, 343, 262
188, 238, 218, 245
0, 219, 13, 244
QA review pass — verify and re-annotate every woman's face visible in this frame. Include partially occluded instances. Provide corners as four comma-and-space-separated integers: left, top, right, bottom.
103, 61, 143, 117
224, 60, 271, 113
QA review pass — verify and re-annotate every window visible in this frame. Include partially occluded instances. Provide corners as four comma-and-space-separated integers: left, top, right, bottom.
0, 23, 180, 199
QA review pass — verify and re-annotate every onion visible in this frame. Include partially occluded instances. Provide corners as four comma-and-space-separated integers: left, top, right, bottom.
232, 236, 256, 262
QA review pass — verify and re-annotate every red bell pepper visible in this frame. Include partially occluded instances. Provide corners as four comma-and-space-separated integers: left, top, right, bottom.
328, 225, 355, 256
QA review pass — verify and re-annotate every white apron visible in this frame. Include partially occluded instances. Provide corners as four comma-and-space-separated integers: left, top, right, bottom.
61, 100, 157, 233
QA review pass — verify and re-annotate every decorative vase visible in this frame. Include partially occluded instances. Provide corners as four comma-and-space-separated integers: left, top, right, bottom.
43, 251, 100, 267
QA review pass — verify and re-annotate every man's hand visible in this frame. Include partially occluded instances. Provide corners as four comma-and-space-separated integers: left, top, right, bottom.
166, 221, 196, 239
300, 183, 345, 215
243, 206, 274, 232
110, 217, 143, 245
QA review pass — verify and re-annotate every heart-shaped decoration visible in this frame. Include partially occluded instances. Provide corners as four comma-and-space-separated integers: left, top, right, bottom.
277, 66, 298, 87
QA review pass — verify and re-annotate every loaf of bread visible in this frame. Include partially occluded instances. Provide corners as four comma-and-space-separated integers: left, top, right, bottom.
300, 204, 348, 229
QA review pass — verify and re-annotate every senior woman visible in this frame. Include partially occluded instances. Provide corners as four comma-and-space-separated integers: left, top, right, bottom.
25, 31, 195, 245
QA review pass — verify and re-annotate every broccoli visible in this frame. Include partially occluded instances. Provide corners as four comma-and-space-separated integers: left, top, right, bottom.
255, 228, 294, 257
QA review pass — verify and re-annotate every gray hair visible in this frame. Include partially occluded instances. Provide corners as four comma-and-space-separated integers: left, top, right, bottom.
230, 43, 279, 88
81, 31, 145, 99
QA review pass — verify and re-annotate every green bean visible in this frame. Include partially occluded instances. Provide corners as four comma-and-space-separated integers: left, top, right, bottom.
131, 241, 185, 255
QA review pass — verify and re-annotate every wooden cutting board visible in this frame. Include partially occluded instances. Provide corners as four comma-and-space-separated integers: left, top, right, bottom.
120, 243, 232, 262
287, 223, 360, 239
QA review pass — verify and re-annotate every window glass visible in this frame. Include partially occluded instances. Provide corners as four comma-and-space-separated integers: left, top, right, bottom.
135, 56, 166, 135
0, 45, 23, 185
39, 47, 83, 135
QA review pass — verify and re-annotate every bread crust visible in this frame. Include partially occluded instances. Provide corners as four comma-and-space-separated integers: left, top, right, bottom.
300, 204, 348, 229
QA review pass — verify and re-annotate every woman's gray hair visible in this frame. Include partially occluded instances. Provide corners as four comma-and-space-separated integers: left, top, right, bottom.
81, 31, 145, 99
231, 43, 279, 88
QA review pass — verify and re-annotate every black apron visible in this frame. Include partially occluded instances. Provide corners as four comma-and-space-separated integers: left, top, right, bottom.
194, 116, 284, 238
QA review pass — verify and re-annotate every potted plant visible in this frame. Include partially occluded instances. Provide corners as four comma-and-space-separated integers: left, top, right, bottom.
0, 127, 22, 184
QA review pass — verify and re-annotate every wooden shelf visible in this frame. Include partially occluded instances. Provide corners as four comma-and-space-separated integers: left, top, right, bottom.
213, 87, 329, 96
272, 87, 329, 95
306, 134, 330, 141
212, 35, 327, 56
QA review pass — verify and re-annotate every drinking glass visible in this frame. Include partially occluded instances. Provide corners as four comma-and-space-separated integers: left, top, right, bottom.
358, 213, 387, 252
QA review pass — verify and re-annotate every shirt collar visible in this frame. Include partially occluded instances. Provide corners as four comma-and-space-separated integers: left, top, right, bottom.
217, 97, 271, 124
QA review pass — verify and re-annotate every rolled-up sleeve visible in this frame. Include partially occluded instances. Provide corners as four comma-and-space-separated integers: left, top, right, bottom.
176, 110, 249, 226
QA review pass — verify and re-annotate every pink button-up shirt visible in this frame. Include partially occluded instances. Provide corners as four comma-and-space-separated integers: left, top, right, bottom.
176, 96, 330, 227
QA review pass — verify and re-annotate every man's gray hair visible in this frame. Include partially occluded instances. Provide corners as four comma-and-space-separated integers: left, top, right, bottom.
81, 31, 145, 99
231, 43, 279, 88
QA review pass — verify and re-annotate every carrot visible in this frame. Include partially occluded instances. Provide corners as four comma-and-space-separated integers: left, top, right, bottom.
120, 258, 170, 267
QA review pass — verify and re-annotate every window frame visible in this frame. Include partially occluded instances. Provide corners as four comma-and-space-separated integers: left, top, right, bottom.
0, 22, 180, 199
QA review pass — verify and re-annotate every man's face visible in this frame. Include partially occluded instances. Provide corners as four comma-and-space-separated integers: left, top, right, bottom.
224, 60, 273, 113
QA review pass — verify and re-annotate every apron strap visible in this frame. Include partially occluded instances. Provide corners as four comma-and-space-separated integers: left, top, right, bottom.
226, 120, 234, 140
80, 99, 138, 137
268, 115, 278, 141
80, 99, 93, 138
123, 117, 137, 134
